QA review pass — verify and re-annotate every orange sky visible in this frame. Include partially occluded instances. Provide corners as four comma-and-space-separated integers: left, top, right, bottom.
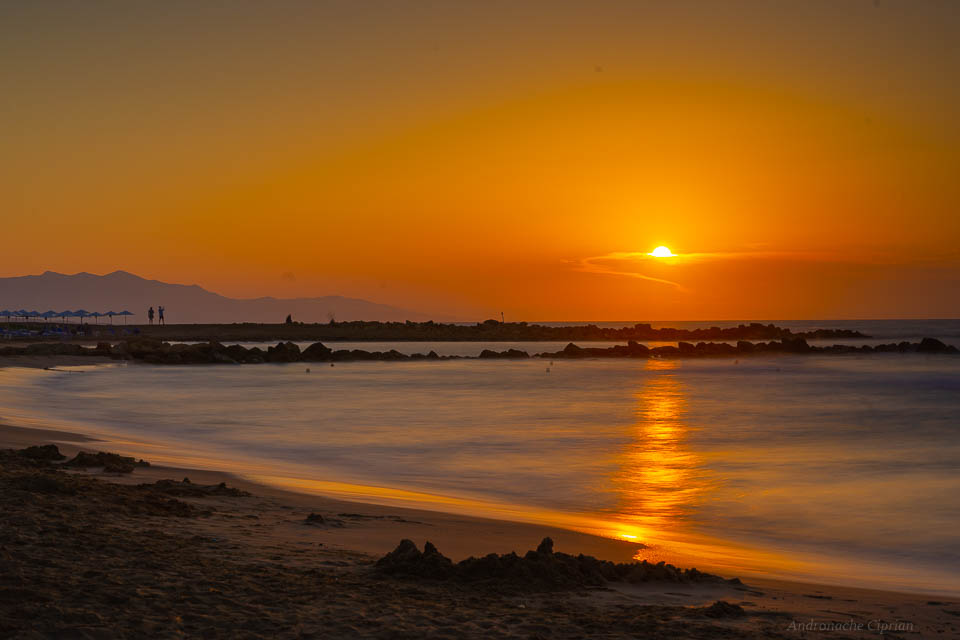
2, 1, 958, 319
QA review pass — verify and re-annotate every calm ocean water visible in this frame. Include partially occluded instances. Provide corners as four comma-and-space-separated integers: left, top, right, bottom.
1, 319, 958, 594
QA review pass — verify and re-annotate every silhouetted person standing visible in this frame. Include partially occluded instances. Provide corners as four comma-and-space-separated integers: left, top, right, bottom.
148, 306, 154, 325
158, 306, 165, 325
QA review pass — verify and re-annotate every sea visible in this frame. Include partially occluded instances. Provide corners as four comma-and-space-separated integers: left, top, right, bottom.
1, 319, 958, 595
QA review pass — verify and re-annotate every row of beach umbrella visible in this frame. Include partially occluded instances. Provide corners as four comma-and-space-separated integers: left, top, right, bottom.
0, 309, 135, 324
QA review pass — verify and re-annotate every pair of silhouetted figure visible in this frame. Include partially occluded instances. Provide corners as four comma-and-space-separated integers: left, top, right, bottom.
147, 306, 165, 325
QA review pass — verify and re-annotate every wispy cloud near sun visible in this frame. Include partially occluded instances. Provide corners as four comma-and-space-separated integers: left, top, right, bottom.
571, 252, 687, 290
571, 249, 837, 292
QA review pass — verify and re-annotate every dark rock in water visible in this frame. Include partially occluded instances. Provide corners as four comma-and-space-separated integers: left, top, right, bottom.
703, 600, 746, 618
376, 538, 737, 591
626, 340, 649, 356
479, 348, 530, 359
696, 341, 737, 356
64, 451, 144, 474
563, 343, 584, 356
736, 341, 755, 353
108, 341, 131, 359
23, 343, 87, 356
266, 341, 301, 362
211, 350, 238, 365
124, 337, 168, 361
779, 337, 811, 353
917, 337, 952, 353
224, 344, 250, 362
19, 444, 65, 461
301, 342, 333, 361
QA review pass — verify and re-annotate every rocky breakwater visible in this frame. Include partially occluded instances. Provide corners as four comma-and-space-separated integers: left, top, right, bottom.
105, 338, 456, 364
543, 337, 958, 359
3, 336, 955, 366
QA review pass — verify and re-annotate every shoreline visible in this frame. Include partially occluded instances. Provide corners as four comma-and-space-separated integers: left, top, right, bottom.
3, 420, 957, 596
2, 382, 959, 597
2, 422, 958, 637
3, 362, 960, 596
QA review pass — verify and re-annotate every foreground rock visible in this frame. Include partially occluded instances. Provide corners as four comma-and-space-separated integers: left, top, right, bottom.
376, 537, 740, 591
64, 450, 150, 474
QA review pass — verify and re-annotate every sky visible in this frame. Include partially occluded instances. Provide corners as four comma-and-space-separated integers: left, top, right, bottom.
2, 0, 958, 320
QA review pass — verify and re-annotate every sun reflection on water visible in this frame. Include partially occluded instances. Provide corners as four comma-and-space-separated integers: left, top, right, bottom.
610, 358, 710, 548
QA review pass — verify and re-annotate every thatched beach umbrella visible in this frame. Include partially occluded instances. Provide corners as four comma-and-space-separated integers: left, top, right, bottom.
119, 310, 133, 324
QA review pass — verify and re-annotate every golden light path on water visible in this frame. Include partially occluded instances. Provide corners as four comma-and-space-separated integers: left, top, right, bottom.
250, 357, 803, 579
602, 358, 799, 574
609, 359, 705, 544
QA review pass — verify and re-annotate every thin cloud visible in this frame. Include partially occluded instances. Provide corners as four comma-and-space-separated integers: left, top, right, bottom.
571, 252, 686, 290
571, 249, 834, 291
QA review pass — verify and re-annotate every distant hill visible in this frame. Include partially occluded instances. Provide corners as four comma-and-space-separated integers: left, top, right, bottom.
0, 271, 433, 323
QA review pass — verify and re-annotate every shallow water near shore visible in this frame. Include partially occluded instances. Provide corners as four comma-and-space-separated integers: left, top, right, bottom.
1, 343, 959, 594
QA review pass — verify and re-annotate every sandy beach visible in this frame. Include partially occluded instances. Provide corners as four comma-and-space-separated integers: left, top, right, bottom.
2, 422, 956, 639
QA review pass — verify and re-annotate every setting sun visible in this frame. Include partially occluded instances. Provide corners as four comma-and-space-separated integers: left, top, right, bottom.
649, 246, 674, 258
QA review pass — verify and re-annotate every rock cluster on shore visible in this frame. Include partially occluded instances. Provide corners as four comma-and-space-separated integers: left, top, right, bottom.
375, 538, 740, 592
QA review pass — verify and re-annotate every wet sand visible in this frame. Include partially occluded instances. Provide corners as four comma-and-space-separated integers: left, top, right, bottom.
2, 423, 957, 638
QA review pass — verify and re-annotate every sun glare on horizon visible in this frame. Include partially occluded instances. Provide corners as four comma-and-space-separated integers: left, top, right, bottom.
649, 246, 674, 258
